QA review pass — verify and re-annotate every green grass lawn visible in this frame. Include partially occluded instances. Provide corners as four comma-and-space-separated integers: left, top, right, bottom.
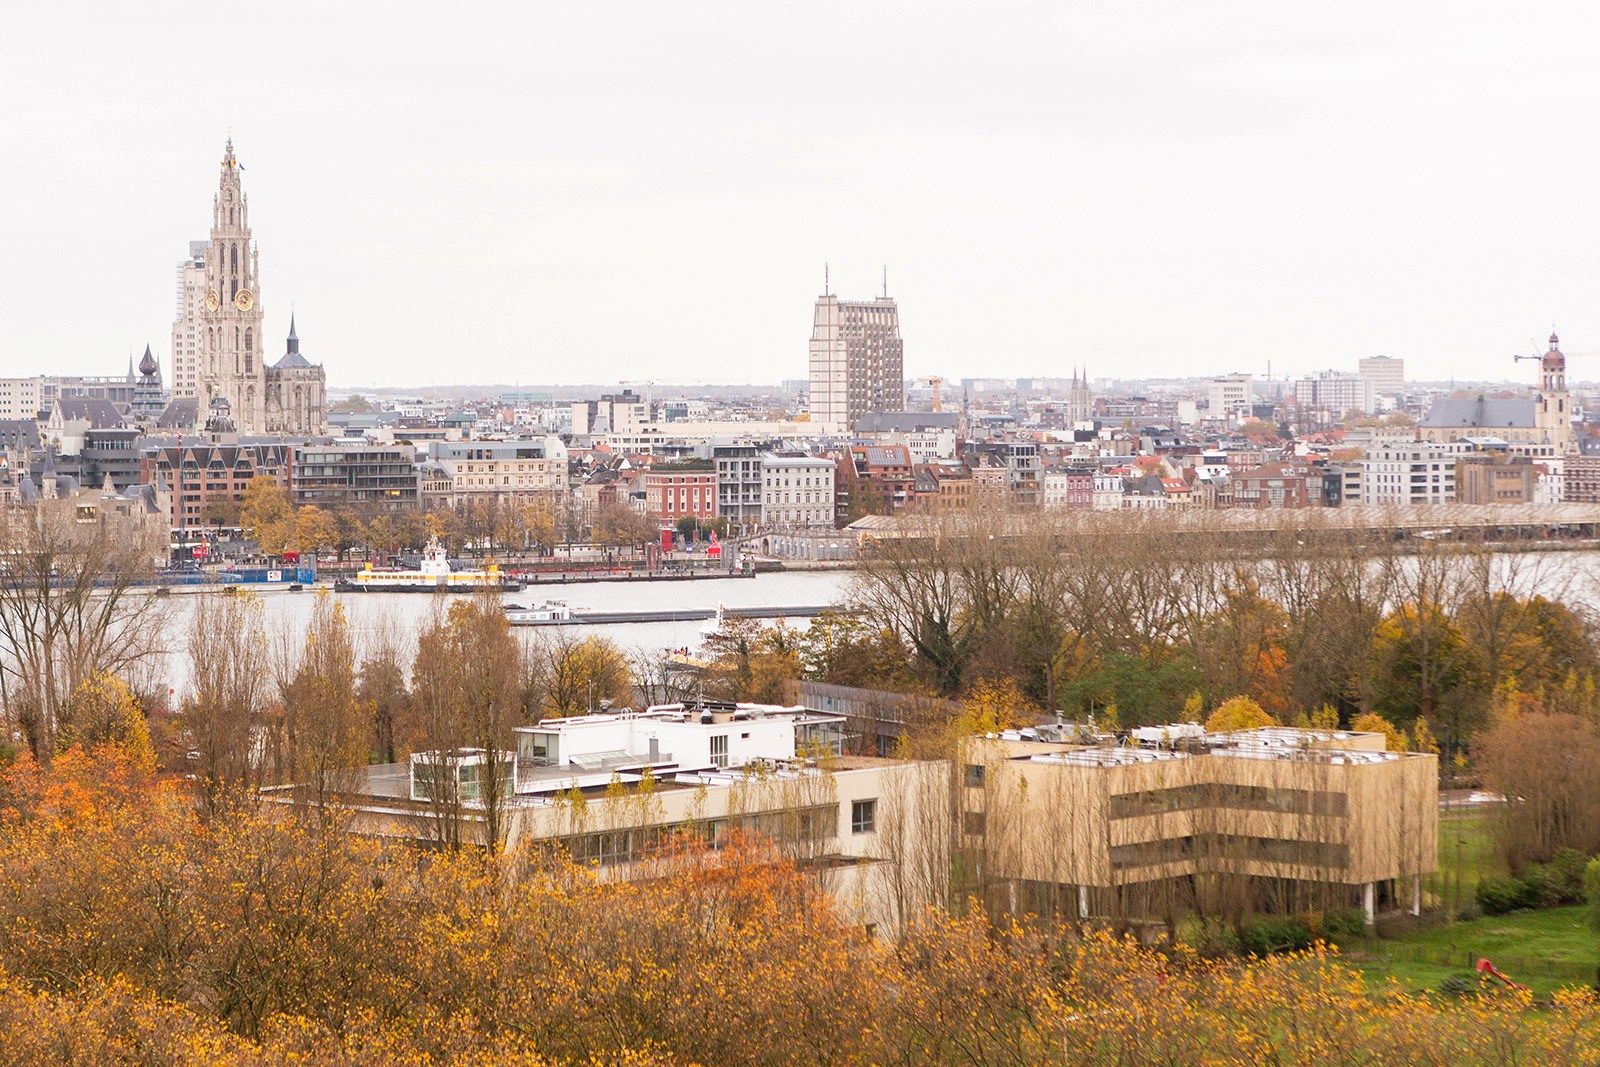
1347, 906, 1599, 998
1426, 811, 1505, 914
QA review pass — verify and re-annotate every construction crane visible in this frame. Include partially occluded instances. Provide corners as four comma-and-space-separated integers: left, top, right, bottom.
1513, 345, 1600, 371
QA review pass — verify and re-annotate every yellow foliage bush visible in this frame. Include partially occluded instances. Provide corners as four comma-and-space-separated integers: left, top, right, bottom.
1204, 695, 1275, 733
1351, 711, 1408, 752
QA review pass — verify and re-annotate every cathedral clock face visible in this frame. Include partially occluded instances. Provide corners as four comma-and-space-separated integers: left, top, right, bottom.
235, 289, 255, 311
205, 291, 220, 312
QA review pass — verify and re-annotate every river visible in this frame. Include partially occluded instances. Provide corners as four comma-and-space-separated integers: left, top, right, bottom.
155, 569, 855, 697
149, 545, 1600, 699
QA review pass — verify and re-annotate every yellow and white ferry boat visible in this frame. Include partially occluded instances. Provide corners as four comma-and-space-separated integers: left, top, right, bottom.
335, 538, 523, 593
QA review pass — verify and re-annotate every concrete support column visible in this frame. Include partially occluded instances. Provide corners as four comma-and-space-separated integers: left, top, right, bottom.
1363, 882, 1376, 928
1411, 875, 1422, 917
1078, 884, 1090, 920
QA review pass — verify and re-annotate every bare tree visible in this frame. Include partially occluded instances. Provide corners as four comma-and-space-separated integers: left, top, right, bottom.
182, 590, 269, 813
410, 591, 523, 851
358, 613, 412, 764
0, 507, 169, 762
275, 592, 370, 827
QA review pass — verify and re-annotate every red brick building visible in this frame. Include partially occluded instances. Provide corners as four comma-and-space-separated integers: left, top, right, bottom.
642, 462, 718, 523
845, 444, 916, 515
1231, 462, 1320, 508
140, 441, 294, 531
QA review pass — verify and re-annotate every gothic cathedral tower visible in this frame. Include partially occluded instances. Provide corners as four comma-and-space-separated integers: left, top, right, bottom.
199, 138, 267, 434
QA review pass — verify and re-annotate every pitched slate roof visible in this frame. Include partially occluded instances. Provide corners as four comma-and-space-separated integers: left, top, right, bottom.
157, 397, 200, 429
0, 420, 41, 451
1420, 396, 1537, 429
54, 398, 125, 429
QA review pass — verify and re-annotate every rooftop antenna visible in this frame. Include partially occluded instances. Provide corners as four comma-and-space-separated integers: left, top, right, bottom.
824, 262, 830, 296
882, 264, 888, 298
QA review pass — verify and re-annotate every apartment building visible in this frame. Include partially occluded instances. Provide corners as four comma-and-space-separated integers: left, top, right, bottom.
292, 443, 420, 508
1295, 371, 1376, 422
913, 464, 972, 511
303, 701, 949, 937
978, 441, 1039, 505
1092, 472, 1126, 510
170, 240, 209, 399
0, 378, 44, 421
1039, 468, 1094, 510
760, 453, 835, 527
1359, 441, 1468, 505
1231, 462, 1321, 508
140, 440, 293, 531
427, 438, 567, 506
971, 462, 1009, 502
712, 443, 765, 529
1455, 452, 1538, 505
571, 390, 649, 436
847, 444, 916, 514
642, 461, 718, 523
1565, 454, 1600, 503
969, 725, 1436, 925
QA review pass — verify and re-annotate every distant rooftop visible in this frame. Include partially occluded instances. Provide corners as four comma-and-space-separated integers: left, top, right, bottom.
856, 411, 960, 433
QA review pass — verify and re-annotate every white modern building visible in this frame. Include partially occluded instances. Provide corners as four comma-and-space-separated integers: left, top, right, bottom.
760, 453, 835, 527
571, 390, 649, 436
1296, 371, 1376, 420
1359, 441, 1469, 505
1206, 373, 1254, 423
169, 240, 209, 399
712, 442, 764, 528
1358, 355, 1405, 398
314, 701, 950, 937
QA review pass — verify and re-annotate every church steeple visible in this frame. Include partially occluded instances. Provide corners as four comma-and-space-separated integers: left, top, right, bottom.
1543, 329, 1567, 393
199, 136, 264, 432
286, 313, 299, 354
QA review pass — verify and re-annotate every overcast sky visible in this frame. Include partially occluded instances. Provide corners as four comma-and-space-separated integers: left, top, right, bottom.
4, 2, 1600, 389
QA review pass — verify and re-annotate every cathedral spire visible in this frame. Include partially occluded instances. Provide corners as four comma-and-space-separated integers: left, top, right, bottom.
286, 313, 299, 354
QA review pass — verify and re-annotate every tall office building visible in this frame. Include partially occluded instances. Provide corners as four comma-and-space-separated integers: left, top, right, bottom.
170, 240, 210, 399
1357, 355, 1405, 398
1207, 373, 1254, 423
1294, 371, 1375, 421
808, 280, 903, 433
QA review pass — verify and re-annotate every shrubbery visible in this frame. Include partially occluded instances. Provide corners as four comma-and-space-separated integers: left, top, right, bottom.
1314, 907, 1369, 945
1477, 849, 1594, 915
1178, 908, 1366, 960
1526, 848, 1590, 907
1174, 916, 1240, 958
1237, 915, 1316, 956
1476, 876, 1538, 915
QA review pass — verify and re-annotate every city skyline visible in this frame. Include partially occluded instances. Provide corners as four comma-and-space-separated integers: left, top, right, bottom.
6, 3, 1600, 387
